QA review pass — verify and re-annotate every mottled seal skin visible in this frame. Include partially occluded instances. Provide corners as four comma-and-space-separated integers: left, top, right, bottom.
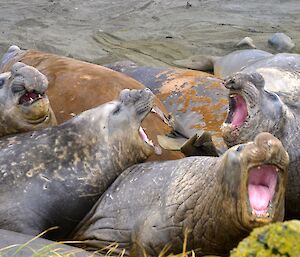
0, 46, 183, 161
72, 133, 289, 257
221, 72, 300, 219
0, 61, 56, 137
0, 88, 154, 240
105, 62, 228, 154
0, 229, 93, 257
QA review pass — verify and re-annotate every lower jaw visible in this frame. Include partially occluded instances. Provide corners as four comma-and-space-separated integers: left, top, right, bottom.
26, 114, 49, 124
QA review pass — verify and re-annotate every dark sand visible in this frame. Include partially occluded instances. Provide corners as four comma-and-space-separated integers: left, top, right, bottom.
1, 0, 299, 66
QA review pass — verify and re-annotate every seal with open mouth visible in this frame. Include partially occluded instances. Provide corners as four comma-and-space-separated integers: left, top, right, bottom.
0, 88, 154, 240
221, 72, 300, 219
105, 60, 228, 155
0, 62, 56, 137
71, 132, 288, 257
0, 45, 183, 161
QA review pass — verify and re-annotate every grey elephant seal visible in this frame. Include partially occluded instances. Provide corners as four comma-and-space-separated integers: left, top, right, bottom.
0, 62, 56, 137
0, 88, 154, 240
173, 49, 273, 78
221, 72, 300, 219
72, 132, 289, 257
268, 32, 295, 52
174, 50, 300, 80
0, 229, 93, 257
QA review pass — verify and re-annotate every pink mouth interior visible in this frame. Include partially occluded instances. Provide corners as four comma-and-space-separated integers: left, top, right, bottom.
232, 95, 248, 127
139, 127, 153, 146
248, 165, 278, 215
19, 91, 42, 105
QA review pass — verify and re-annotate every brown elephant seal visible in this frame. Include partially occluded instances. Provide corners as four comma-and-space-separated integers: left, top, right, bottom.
0, 45, 183, 161
0, 61, 56, 137
221, 72, 300, 219
71, 132, 289, 257
105, 61, 228, 155
0, 229, 94, 257
0, 88, 154, 240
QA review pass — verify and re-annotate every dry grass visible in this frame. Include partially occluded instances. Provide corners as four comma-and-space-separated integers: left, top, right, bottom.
0, 228, 218, 257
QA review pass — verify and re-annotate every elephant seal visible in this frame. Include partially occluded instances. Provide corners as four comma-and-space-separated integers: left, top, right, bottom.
0, 45, 183, 161
221, 72, 300, 219
173, 49, 273, 78
0, 229, 93, 257
0, 61, 56, 137
72, 132, 289, 257
0, 88, 154, 240
105, 61, 228, 155
174, 49, 300, 80
268, 32, 295, 52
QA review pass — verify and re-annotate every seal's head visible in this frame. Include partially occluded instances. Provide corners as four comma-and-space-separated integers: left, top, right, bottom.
221, 132, 289, 229
0, 62, 56, 136
221, 72, 284, 147
101, 88, 155, 161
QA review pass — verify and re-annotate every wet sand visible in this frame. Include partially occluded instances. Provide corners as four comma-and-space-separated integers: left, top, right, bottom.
0, 0, 299, 66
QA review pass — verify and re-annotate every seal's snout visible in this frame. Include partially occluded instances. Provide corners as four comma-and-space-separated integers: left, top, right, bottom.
9, 63, 49, 107
224, 72, 265, 91
119, 88, 154, 106
11, 62, 48, 94
254, 132, 289, 166
223, 75, 242, 90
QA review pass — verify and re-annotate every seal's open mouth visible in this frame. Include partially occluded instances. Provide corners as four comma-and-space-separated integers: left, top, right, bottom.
226, 94, 248, 127
139, 126, 154, 147
19, 91, 45, 106
247, 164, 279, 218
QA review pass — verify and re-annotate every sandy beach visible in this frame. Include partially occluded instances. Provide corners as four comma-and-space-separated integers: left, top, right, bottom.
0, 0, 299, 66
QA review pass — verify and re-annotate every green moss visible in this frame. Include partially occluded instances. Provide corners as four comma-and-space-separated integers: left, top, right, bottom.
230, 220, 300, 257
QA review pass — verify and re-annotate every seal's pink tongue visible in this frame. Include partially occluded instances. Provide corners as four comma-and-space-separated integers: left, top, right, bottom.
232, 95, 247, 126
248, 165, 278, 213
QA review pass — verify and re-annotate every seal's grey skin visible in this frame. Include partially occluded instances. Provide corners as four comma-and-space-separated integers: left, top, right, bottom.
236, 37, 256, 49
0, 62, 56, 136
72, 133, 288, 257
174, 49, 300, 80
268, 32, 295, 52
221, 72, 300, 218
0, 45, 23, 72
0, 88, 154, 240
0, 229, 92, 257
173, 49, 273, 78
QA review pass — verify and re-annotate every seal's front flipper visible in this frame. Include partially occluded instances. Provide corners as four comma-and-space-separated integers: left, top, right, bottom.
181, 132, 219, 157
157, 135, 187, 151
173, 55, 219, 72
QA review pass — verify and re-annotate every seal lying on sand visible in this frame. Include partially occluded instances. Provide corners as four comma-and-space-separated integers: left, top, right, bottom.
0, 88, 154, 240
0, 229, 93, 257
221, 72, 300, 219
173, 49, 273, 78
72, 132, 289, 257
0, 45, 183, 161
0, 62, 56, 137
105, 61, 228, 155
174, 49, 300, 80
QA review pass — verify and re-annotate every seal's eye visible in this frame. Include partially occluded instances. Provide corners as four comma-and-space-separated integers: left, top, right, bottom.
0, 79, 4, 89
112, 105, 121, 115
236, 145, 245, 152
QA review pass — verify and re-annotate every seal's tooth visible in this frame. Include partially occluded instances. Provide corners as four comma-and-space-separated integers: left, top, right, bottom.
257, 166, 261, 170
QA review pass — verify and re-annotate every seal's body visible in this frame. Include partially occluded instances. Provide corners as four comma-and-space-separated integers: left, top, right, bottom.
0, 89, 154, 240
